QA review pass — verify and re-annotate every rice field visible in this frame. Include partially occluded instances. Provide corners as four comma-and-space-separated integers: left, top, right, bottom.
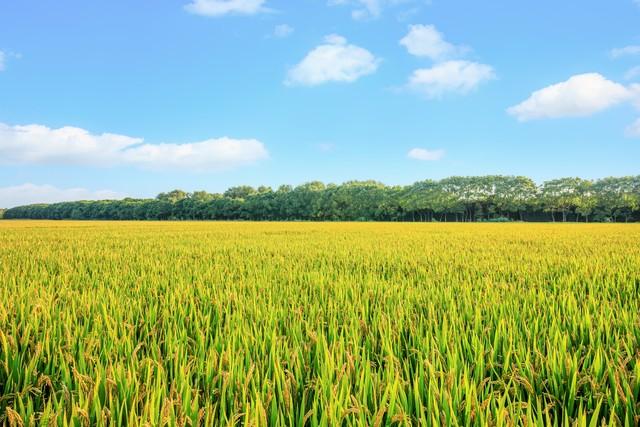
0, 221, 639, 426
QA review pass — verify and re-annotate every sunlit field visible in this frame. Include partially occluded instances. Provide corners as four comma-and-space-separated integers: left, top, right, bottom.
1, 221, 639, 426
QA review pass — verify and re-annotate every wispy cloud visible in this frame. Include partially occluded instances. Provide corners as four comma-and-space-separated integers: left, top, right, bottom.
408, 148, 445, 161
328, 0, 423, 21
316, 143, 335, 152
626, 118, 640, 138
407, 60, 495, 98
184, 0, 268, 17
610, 45, 640, 59
328, 0, 382, 20
273, 24, 294, 38
624, 66, 640, 81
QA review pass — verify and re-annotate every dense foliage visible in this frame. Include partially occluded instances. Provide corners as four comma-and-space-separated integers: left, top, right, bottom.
1, 222, 639, 425
4, 175, 640, 222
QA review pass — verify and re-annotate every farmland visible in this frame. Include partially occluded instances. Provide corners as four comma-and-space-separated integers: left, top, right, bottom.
1, 221, 639, 425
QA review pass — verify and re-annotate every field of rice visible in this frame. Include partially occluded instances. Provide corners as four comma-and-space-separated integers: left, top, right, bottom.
0, 221, 639, 426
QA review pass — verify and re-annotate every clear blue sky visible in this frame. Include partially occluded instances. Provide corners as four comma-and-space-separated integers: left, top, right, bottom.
1, 0, 639, 207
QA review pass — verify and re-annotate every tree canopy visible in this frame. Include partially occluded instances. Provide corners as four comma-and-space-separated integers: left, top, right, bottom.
3, 175, 640, 222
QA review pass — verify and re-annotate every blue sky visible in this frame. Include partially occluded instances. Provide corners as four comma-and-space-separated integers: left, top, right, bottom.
1, 0, 639, 207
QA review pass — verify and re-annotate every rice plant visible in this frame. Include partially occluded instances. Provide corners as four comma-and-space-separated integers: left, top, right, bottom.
1, 221, 639, 425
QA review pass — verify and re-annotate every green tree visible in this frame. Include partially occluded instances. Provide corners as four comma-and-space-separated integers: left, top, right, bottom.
540, 178, 584, 222
156, 189, 189, 203
575, 180, 596, 222
4, 175, 640, 223
224, 186, 256, 200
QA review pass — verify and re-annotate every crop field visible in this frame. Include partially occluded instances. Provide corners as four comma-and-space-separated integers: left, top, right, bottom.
0, 221, 639, 426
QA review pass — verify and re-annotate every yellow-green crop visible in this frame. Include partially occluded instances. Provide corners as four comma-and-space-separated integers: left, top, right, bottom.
1, 221, 639, 426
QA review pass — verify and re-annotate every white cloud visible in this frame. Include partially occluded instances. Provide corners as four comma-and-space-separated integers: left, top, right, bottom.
286, 35, 380, 86
399, 25, 493, 99
120, 138, 268, 171
0, 183, 125, 208
408, 148, 445, 161
407, 60, 495, 98
611, 45, 640, 58
507, 73, 633, 121
0, 123, 269, 172
625, 66, 640, 81
0, 51, 5, 71
400, 25, 465, 60
273, 24, 294, 38
626, 118, 640, 138
184, 0, 267, 17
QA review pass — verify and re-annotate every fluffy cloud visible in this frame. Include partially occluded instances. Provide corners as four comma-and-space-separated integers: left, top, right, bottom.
0, 123, 269, 172
286, 35, 380, 86
273, 24, 294, 38
407, 60, 495, 98
0, 183, 124, 208
400, 25, 464, 60
407, 148, 445, 161
399, 25, 494, 98
507, 73, 633, 121
184, 0, 267, 17
611, 45, 640, 59
626, 118, 640, 138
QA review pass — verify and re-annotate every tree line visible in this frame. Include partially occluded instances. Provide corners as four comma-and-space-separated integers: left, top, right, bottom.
3, 175, 640, 222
